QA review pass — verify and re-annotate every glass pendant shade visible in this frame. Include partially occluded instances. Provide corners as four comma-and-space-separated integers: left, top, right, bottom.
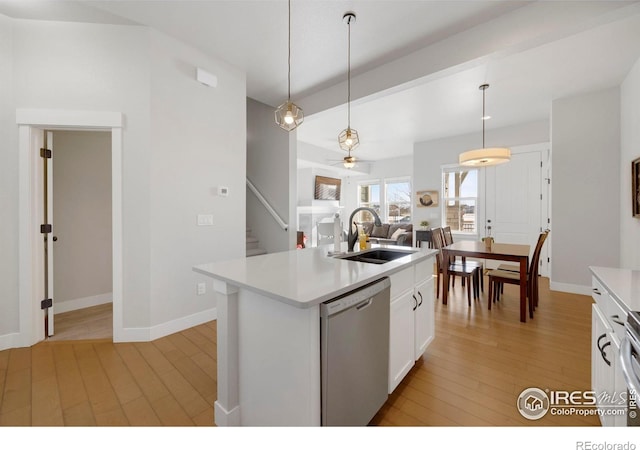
459, 83, 510, 167
343, 155, 356, 169
338, 127, 360, 151
459, 147, 511, 166
275, 101, 304, 131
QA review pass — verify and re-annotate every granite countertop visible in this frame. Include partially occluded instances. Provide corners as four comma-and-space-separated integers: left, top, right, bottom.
194, 243, 436, 308
589, 266, 640, 313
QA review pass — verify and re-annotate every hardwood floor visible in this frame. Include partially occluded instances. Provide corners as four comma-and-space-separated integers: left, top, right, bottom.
48, 303, 113, 341
0, 276, 599, 427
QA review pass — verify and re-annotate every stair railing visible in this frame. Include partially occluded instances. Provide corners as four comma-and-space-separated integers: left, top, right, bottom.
246, 178, 288, 231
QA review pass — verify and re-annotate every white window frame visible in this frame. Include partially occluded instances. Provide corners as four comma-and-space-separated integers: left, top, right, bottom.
357, 176, 412, 223
441, 165, 480, 236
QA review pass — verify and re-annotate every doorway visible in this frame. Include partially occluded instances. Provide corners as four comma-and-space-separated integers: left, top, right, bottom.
48, 130, 113, 341
17, 109, 123, 348
483, 143, 550, 276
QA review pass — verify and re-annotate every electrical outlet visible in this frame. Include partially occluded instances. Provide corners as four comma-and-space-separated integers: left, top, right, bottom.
197, 282, 206, 295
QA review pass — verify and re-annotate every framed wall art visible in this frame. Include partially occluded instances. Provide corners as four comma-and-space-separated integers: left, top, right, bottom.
416, 190, 438, 208
314, 176, 341, 201
633, 157, 640, 218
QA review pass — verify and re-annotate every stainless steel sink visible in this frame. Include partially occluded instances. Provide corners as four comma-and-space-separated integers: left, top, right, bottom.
337, 249, 417, 264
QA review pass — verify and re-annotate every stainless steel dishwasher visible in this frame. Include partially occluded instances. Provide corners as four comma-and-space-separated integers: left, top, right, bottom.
320, 277, 391, 426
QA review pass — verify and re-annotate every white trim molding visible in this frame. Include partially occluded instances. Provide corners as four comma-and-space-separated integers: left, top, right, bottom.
17, 108, 124, 349
549, 281, 593, 296
16, 109, 123, 128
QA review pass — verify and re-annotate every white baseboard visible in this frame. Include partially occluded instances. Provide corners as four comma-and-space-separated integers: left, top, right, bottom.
115, 307, 218, 343
55, 292, 113, 314
2, 306, 218, 350
549, 281, 592, 296
0, 332, 22, 352
215, 401, 241, 426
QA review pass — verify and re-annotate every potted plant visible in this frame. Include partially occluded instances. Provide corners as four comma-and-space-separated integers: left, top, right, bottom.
420, 220, 430, 230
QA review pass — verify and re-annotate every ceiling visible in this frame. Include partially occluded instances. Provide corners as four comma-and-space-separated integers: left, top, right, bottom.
2, 1, 640, 167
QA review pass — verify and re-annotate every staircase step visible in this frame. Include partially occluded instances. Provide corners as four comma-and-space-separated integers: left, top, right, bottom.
246, 237, 260, 250
247, 248, 267, 257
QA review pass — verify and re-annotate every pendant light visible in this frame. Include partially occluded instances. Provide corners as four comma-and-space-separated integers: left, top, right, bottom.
459, 84, 510, 167
343, 150, 356, 169
338, 12, 359, 151
275, 0, 303, 131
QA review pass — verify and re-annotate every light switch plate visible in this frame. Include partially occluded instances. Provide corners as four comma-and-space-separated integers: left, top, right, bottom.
197, 282, 206, 295
197, 214, 214, 226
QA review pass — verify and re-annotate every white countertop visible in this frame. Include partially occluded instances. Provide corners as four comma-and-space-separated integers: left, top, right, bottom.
589, 266, 640, 313
194, 243, 436, 308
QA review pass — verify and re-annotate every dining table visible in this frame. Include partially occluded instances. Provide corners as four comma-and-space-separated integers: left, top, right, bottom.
441, 240, 531, 322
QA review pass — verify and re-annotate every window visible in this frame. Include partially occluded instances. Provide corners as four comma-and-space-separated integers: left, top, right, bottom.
356, 182, 380, 223
442, 167, 478, 233
357, 177, 411, 223
385, 179, 411, 223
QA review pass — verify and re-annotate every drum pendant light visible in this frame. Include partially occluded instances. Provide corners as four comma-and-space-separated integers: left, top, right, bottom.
338, 12, 360, 152
275, 0, 303, 131
459, 84, 510, 166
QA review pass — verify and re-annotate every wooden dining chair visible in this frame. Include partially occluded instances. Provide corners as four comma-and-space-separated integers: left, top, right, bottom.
442, 225, 484, 293
492, 229, 549, 310
432, 227, 479, 306
486, 230, 549, 316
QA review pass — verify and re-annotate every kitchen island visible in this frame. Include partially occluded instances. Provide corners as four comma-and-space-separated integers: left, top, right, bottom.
193, 243, 436, 426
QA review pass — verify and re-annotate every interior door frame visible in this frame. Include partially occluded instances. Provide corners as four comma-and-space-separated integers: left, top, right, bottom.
17, 109, 123, 347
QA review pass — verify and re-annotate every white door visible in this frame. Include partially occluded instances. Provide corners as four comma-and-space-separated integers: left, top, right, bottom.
41, 130, 55, 336
484, 145, 545, 272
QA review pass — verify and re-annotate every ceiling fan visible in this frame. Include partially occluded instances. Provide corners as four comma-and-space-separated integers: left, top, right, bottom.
327, 149, 374, 169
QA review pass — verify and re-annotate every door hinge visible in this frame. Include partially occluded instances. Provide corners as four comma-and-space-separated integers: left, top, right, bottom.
40, 224, 52, 234
40, 148, 52, 158
41, 298, 52, 309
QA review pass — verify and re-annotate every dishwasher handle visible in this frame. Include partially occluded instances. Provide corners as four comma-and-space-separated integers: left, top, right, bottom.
356, 298, 373, 311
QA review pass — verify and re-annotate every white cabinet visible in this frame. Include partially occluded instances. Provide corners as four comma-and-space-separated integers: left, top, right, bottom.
389, 289, 417, 392
414, 277, 434, 359
591, 275, 628, 427
388, 257, 435, 393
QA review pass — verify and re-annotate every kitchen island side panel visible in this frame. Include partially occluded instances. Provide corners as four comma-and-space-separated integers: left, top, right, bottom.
238, 288, 321, 426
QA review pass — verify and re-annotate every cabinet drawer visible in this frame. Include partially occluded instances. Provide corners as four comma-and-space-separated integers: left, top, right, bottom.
414, 258, 433, 283
591, 276, 609, 310
390, 267, 413, 298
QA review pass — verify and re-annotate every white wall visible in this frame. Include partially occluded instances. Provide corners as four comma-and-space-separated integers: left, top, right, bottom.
0, 15, 17, 335
1, 17, 247, 344
148, 29, 246, 328
621, 56, 640, 269
246, 98, 296, 254
52, 131, 112, 309
412, 120, 550, 230
551, 87, 620, 291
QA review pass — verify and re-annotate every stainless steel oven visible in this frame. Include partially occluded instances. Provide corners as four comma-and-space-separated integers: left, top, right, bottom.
621, 311, 640, 426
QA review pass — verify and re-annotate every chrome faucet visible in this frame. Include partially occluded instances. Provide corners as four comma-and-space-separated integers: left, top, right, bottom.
347, 207, 382, 252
